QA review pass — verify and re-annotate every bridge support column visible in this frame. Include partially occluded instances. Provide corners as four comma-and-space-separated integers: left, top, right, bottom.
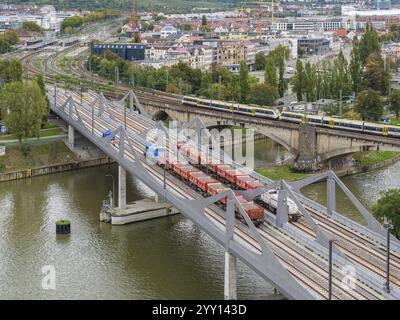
68, 125, 74, 148
327, 176, 336, 216
224, 251, 237, 300
118, 166, 126, 209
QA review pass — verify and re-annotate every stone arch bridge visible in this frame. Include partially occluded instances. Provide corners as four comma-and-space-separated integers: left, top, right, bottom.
139, 96, 400, 171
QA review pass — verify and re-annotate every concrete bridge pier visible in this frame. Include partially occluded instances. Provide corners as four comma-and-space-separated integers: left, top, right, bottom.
118, 165, 126, 209
224, 251, 237, 300
68, 125, 75, 148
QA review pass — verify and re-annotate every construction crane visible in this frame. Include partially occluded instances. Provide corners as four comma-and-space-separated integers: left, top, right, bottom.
130, 0, 141, 43
240, 0, 279, 35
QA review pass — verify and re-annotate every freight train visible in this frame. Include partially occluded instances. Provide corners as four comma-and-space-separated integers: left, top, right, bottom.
146, 143, 265, 225
182, 96, 400, 138
177, 144, 302, 222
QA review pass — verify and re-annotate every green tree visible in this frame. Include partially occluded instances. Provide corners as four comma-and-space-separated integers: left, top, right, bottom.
292, 59, 305, 102
210, 83, 229, 100
247, 83, 279, 106
373, 189, 400, 238
228, 76, 241, 102
3, 30, 19, 45
35, 74, 50, 124
239, 61, 249, 102
202, 15, 207, 27
355, 89, 383, 121
350, 44, 363, 95
264, 55, 277, 88
304, 62, 317, 102
0, 59, 23, 83
0, 81, 48, 144
254, 52, 266, 71
359, 23, 381, 65
22, 21, 43, 33
362, 53, 390, 95
389, 89, 400, 119
278, 59, 286, 97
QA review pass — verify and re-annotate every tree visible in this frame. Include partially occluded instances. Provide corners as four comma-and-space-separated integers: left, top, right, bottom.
389, 89, 400, 119
239, 61, 249, 103
22, 21, 43, 33
202, 15, 207, 27
373, 189, 400, 238
3, 30, 19, 45
350, 44, 363, 95
264, 55, 277, 88
292, 59, 305, 102
362, 53, 390, 95
354, 89, 383, 121
304, 62, 317, 102
228, 76, 241, 102
247, 83, 279, 106
35, 74, 50, 124
0, 81, 48, 144
254, 52, 266, 71
0, 59, 23, 83
359, 23, 381, 65
210, 83, 229, 100
278, 61, 286, 97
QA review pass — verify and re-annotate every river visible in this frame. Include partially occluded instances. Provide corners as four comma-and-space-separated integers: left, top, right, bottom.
0, 137, 399, 299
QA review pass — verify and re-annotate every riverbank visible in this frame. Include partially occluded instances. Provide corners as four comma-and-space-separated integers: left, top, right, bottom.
0, 141, 113, 182
256, 165, 310, 181
335, 151, 400, 178
256, 151, 400, 182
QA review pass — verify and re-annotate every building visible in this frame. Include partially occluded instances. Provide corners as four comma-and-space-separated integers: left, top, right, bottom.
160, 25, 178, 39
91, 43, 146, 61
376, 0, 391, 10
298, 37, 330, 56
215, 40, 256, 72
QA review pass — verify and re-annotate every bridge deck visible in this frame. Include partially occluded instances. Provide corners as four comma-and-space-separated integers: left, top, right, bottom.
47, 86, 400, 300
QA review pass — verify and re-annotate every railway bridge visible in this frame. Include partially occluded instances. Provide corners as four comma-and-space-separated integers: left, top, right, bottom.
139, 96, 400, 171
47, 85, 400, 300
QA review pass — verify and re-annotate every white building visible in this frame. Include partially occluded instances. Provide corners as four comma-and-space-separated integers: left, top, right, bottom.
160, 25, 178, 39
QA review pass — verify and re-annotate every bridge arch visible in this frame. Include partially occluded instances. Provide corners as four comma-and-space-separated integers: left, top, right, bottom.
152, 110, 172, 122
203, 121, 293, 152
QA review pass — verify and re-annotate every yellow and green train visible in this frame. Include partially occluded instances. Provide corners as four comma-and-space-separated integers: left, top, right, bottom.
182, 96, 400, 138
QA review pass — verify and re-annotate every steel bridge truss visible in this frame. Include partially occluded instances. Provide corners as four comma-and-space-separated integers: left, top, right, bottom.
48, 87, 400, 300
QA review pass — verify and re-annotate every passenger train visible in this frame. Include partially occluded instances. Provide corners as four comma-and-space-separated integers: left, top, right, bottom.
182, 96, 400, 138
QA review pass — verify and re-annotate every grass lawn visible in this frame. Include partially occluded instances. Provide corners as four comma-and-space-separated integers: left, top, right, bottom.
352, 151, 400, 166
0, 141, 77, 174
256, 164, 311, 182
0, 127, 63, 141
389, 117, 400, 125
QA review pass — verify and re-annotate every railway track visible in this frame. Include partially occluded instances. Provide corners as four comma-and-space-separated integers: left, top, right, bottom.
51, 87, 390, 300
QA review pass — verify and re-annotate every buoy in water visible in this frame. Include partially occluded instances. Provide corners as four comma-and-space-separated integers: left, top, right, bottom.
56, 219, 71, 234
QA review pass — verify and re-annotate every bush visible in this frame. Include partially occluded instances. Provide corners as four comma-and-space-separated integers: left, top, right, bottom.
0, 160, 5, 173
20, 144, 31, 157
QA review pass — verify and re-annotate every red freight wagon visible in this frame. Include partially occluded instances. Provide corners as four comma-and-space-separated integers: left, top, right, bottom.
171, 163, 188, 176
246, 180, 264, 190
224, 169, 249, 184
180, 165, 201, 180
216, 164, 233, 177
197, 176, 219, 192
236, 176, 253, 189
236, 176, 264, 190
208, 160, 223, 172
240, 202, 265, 221
207, 183, 229, 204
188, 171, 206, 185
